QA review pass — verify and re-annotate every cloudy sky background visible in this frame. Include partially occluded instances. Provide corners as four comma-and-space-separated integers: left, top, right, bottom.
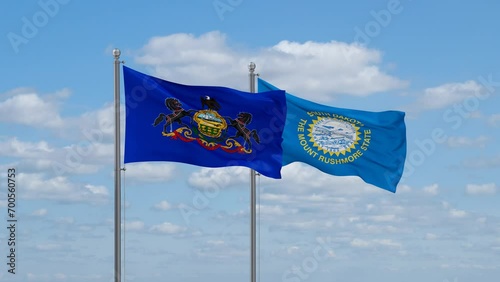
1, 1, 499, 282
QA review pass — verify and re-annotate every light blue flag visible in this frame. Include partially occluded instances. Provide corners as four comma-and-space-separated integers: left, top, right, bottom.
258, 78, 407, 192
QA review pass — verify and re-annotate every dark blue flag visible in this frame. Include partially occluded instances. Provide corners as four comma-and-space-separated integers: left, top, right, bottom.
258, 78, 406, 192
123, 66, 287, 179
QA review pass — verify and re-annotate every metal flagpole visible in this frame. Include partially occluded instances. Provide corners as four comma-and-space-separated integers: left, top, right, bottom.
113, 48, 122, 282
248, 62, 257, 282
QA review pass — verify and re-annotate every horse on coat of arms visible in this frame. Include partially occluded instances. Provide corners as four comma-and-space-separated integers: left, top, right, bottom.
153, 98, 192, 134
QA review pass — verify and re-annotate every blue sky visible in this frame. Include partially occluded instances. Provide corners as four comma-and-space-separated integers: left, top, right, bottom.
1, 0, 499, 282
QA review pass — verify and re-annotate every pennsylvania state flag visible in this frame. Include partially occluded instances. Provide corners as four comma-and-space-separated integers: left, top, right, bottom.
258, 78, 406, 192
123, 66, 286, 179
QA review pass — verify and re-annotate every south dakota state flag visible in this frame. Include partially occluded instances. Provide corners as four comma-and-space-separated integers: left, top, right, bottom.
258, 78, 406, 192
123, 66, 286, 179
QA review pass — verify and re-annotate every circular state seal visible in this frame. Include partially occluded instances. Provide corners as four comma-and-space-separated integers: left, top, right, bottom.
308, 117, 360, 156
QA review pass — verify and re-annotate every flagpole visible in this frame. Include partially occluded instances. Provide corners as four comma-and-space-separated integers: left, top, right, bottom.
248, 62, 257, 282
113, 48, 122, 282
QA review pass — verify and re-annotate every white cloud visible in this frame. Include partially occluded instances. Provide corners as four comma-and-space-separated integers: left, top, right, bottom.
413, 80, 485, 111
466, 183, 497, 195
368, 214, 398, 222
123, 220, 145, 231
423, 184, 439, 195
55, 217, 74, 224
372, 239, 402, 249
36, 243, 62, 251
0, 91, 123, 171
446, 136, 489, 148
260, 193, 292, 202
153, 200, 175, 211
18, 173, 109, 204
136, 31, 244, 88
287, 245, 300, 255
207, 240, 225, 246
85, 184, 108, 195
77, 103, 116, 141
366, 203, 377, 212
188, 166, 248, 190
488, 113, 500, 127
348, 217, 361, 223
125, 163, 176, 183
476, 217, 487, 224
441, 201, 451, 209
449, 209, 467, 218
0, 89, 66, 128
260, 40, 408, 100
274, 163, 381, 195
461, 154, 500, 169
350, 238, 371, 248
78, 225, 94, 232
425, 233, 438, 240
31, 208, 48, 216
135, 31, 407, 101
270, 220, 333, 232
0, 137, 53, 158
194, 241, 247, 260
137, 31, 235, 67
350, 238, 402, 249
149, 222, 187, 234
0, 95, 125, 176
257, 204, 298, 217
397, 184, 412, 193
54, 273, 67, 280
354, 223, 403, 234
55, 142, 114, 173
0, 137, 109, 175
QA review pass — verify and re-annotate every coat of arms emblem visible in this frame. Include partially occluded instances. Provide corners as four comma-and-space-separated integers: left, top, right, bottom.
152, 96, 260, 153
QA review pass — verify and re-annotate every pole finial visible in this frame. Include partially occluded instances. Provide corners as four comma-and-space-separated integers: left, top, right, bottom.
113, 48, 121, 59
248, 62, 256, 73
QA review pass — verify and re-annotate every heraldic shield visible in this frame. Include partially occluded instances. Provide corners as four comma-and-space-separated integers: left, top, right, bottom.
152, 96, 260, 153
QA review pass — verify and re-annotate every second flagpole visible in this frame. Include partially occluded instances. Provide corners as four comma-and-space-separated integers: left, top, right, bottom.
113, 48, 122, 282
248, 62, 257, 282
